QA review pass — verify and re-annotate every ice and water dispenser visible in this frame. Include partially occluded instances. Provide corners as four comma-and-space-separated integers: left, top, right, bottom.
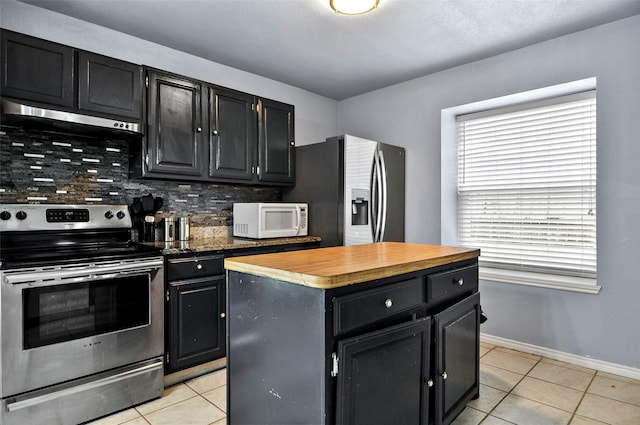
351, 188, 369, 225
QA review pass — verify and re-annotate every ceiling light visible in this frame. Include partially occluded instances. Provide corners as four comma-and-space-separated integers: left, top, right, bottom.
330, 0, 379, 15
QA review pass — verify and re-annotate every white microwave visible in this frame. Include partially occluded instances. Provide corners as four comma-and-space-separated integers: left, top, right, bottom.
233, 203, 308, 239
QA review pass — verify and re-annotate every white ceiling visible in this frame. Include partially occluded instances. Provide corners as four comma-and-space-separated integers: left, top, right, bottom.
17, 0, 640, 100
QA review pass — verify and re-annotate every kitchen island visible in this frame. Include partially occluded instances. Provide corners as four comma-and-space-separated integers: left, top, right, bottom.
224, 242, 481, 425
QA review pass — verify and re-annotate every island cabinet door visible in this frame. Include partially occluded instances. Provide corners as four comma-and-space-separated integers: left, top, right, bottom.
434, 292, 481, 425
335, 317, 431, 425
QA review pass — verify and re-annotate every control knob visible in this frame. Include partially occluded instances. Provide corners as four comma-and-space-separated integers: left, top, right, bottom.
0, 211, 11, 220
105, 211, 114, 219
116, 211, 126, 220
15, 211, 27, 220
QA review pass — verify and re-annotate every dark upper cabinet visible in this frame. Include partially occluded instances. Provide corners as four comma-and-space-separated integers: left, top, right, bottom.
138, 71, 295, 185
1, 30, 75, 108
1, 30, 143, 121
258, 98, 295, 185
146, 70, 205, 178
208, 85, 255, 181
77, 51, 143, 119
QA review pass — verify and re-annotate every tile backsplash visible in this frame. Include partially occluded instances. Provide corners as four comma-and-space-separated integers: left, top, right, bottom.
0, 126, 281, 233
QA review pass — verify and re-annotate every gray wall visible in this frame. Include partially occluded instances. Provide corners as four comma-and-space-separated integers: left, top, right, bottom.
337, 15, 640, 369
1, 1, 339, 146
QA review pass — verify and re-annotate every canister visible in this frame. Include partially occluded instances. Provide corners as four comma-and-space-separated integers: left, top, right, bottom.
163, 217, 176, 242
178, 217, 190, 241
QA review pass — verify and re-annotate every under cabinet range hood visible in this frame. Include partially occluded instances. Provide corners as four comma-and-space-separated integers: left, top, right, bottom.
1, 98, 143, 136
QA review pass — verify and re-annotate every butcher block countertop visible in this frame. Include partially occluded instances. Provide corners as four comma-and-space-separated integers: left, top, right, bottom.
224, 242, 480, 289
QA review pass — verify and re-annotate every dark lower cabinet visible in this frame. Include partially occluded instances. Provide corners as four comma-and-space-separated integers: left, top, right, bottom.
167, 276, 225, 373
165, 243, 319, 376
165, 254, 226, 374
336, 318, 431, 425
434, 292, 481, 425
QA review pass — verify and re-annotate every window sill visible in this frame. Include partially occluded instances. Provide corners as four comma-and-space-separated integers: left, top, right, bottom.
479, 267, 601, 294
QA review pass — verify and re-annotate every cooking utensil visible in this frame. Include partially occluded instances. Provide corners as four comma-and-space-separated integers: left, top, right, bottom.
153, 197, 163, 214
141, 194, 154, 213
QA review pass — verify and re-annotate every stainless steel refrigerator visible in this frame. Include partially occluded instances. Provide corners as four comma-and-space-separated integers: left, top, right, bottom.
283, 134, 405, 247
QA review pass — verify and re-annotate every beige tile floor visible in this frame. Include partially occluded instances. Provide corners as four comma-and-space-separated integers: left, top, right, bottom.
89, 342, 640, 425
453, 342, 640, 425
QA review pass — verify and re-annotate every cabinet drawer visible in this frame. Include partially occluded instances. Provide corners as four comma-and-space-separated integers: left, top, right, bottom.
427, 265, 478, 304
334, 278, 424, 336
167, 255, 224, 281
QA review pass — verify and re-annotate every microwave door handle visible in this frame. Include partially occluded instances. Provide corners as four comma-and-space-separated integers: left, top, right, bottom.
295, 204, 301, 236
379, 150, 388, 242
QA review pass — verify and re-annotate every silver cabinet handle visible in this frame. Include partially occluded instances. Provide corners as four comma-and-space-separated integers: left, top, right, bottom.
196, 263, 203, 270
442, 371, 448, 380
212, 129, 219, 135
427, 379, 434, 387
220, 312, 226, 318
384, 298, 393, 308
196, 127, 202, 132
457, 278, 464, 286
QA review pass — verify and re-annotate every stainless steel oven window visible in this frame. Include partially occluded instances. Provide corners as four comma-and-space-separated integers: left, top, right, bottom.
23, 273, 151, 349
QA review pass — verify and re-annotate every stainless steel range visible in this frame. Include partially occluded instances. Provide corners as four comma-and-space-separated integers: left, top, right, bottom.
0, 204, 165, 425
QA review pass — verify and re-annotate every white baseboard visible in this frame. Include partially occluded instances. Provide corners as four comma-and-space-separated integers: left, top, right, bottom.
481, 333, 640, 381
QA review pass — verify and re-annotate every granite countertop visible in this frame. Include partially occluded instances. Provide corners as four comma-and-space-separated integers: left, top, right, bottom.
142, 235, 321, 255
224, 242, 480, 289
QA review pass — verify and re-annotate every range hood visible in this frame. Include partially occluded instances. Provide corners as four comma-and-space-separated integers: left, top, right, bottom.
1, 98, 143, 137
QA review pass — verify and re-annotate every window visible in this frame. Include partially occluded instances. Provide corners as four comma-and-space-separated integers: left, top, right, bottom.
456, 91, 597, 292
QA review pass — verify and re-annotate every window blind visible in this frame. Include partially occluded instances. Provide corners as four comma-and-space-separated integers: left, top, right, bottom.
457, 91, 596, 279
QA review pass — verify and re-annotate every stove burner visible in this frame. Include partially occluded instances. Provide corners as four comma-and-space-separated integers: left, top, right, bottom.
0, 204, 162, 269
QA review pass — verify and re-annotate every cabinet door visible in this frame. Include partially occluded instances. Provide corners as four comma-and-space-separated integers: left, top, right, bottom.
77, 51, 143, 119
257, 98, 295, 185
208, 86, 255, 181
1, 30, 74, 108
336, 317, 431, 425
434, 292, 480, 425
147, 71, 205, 178
167, 276, 226, 373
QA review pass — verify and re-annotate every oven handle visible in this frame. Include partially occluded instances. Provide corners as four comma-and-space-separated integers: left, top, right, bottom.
5, 358, 163, 412
3, 257, 164, 285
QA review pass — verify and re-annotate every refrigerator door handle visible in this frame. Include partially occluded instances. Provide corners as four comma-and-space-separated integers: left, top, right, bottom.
371, 151, 378, 241
379, 150, 388, 242
372, 149, 384, 242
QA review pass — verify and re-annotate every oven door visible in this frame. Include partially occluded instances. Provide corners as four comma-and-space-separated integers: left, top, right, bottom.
0, 257, 164, 397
